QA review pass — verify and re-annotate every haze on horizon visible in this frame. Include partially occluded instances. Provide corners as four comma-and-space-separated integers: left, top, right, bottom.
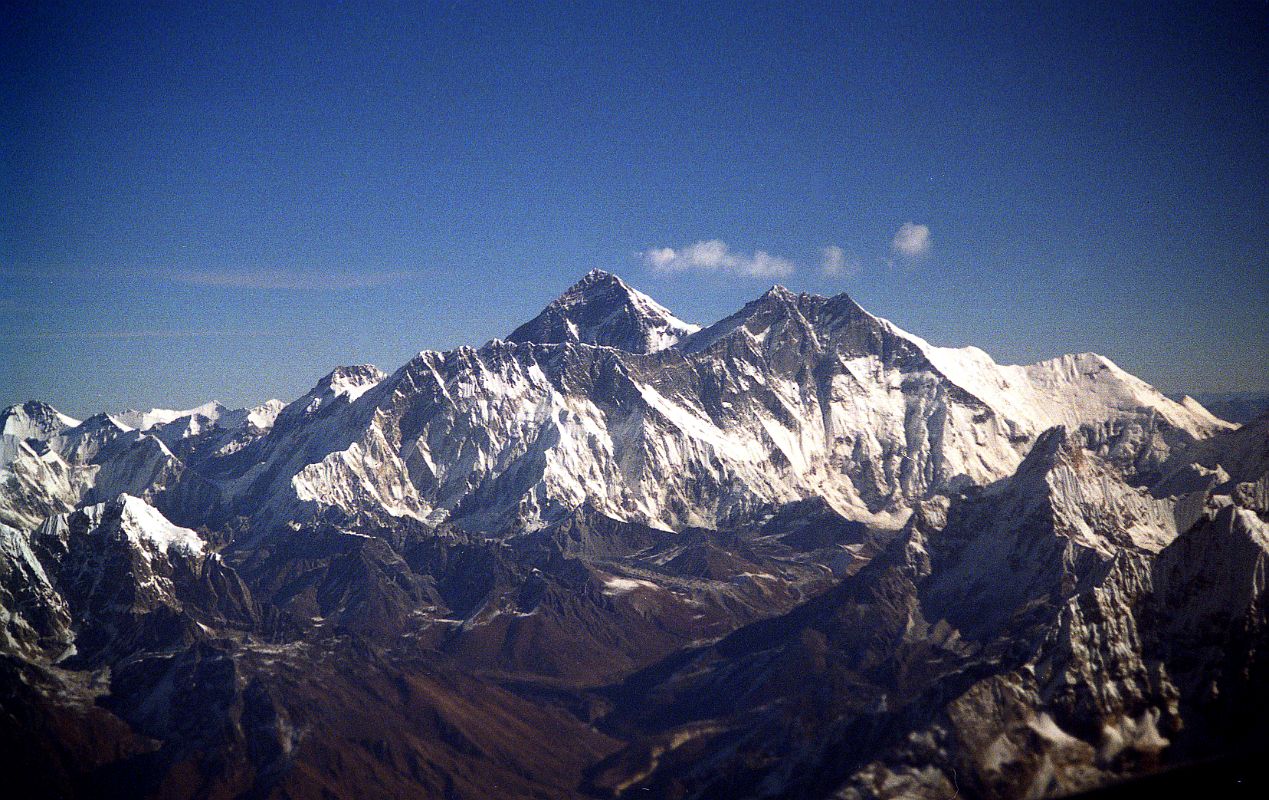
3, 1, 1266, 417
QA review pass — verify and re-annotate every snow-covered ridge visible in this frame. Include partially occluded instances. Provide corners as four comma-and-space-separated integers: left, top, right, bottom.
323, 364, 385, 402
0, 394, 291, 531
893, 329, 1231, 441
103, 398, 287, 441
217, 398, 286, 432
0, 397, 286, 441
0, 271, 1236, 535
2, 396, 287, 452
110, 400, 224, 432
291, 365, 386, 416
234, 276, 1225, 531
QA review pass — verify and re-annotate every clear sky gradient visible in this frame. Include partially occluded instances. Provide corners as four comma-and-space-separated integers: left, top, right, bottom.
3, 1, 1266, 417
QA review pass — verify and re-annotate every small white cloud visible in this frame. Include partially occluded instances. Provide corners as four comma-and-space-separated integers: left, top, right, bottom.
745, 251, 796, 278
819, 245, 858, 277
641, 239, 795, 278
643, 247, 678, 271
891, 223, 932, 258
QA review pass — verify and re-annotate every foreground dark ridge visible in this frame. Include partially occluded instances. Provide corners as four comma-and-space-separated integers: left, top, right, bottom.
0, 271, 1263, 799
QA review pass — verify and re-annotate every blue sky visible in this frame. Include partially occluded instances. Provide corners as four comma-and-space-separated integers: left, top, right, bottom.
3, 1, 1266, 416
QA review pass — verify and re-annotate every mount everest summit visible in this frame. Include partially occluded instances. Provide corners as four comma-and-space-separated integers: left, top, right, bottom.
1, 270, 1264, 799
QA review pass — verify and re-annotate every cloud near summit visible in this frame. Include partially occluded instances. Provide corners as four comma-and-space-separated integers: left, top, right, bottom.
642, 240, 795, 278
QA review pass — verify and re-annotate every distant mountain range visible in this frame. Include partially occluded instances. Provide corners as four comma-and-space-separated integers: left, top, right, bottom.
1168, 391, 1269, 425
2, 270, 1265, 799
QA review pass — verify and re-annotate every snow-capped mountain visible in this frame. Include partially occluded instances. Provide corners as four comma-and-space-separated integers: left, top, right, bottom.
0, 401, 79, 469
0, 494, 212, 661
194, 280, 1225, 533
507, 268, 700, 352
0, 396, 287, 533
0, 271, 1262, 800
0, 401, 79, 442
1, 276, 1227, 538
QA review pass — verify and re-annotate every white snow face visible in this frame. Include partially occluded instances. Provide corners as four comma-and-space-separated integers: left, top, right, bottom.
30, 493, 205, 562
89, 493, 206, 558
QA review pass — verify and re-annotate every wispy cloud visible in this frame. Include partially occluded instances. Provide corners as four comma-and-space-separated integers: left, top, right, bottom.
0, 329, 286, 340
891, 223, 932, 258
641, 240, 795, 278
170, 268, 409, 290
819, 245, 859, 277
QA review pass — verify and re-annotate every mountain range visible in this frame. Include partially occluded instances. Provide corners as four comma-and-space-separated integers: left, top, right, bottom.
1, 269, 1265, 799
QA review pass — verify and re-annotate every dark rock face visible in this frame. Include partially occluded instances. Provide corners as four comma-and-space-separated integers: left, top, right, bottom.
1, 501, 859, 799
581, 437, 1269, 800
1, 274, 1264, 798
